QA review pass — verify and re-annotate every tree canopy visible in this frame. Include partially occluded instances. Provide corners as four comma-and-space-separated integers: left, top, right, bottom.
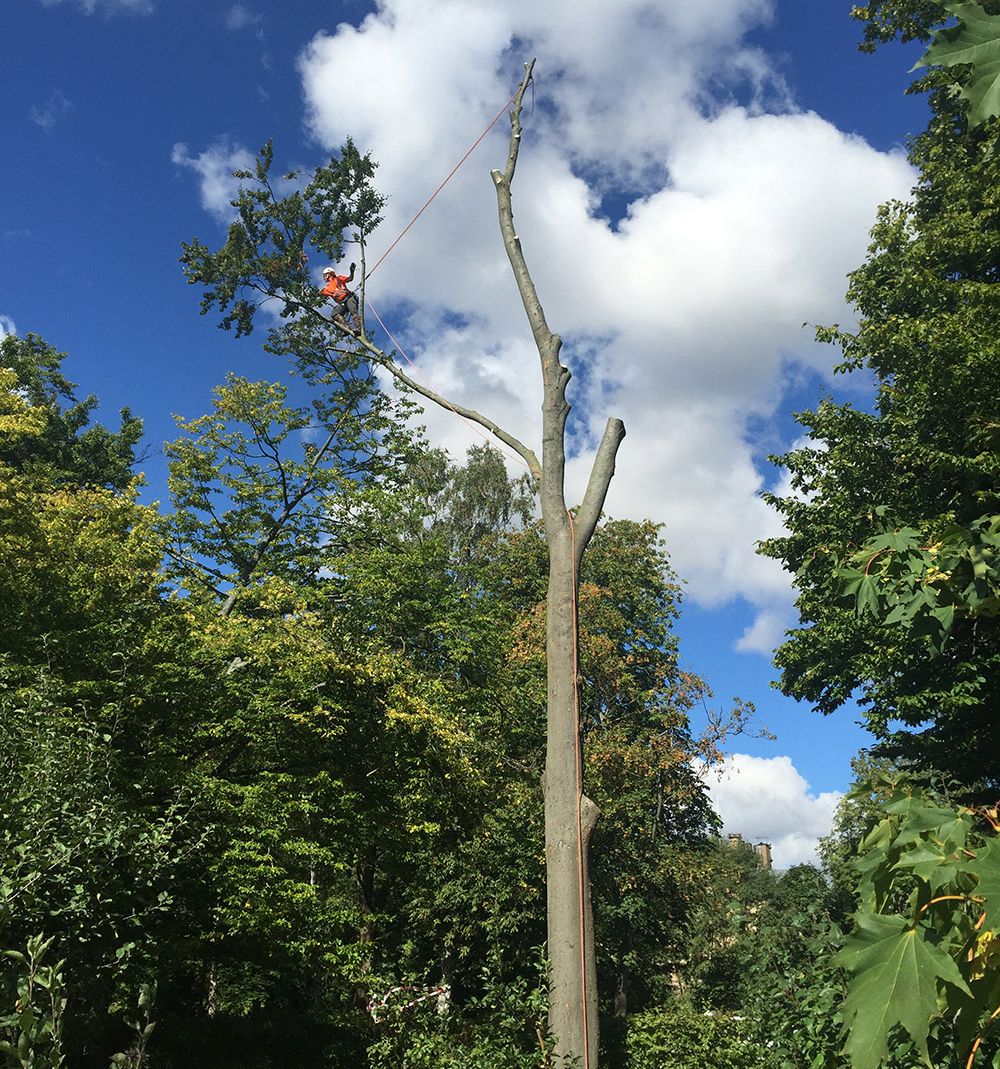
762, 0, 1000, 791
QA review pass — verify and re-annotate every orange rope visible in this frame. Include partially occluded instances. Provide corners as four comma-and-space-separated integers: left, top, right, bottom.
367, 86, 520, 279
568, 511, 591, 1069
366, 299, 528, 470
353, 84, 529, 469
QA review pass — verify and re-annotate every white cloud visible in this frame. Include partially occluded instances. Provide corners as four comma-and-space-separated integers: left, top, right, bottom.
38, 0, 153, 14
171, 140, 257, 223
225, 4, 262, 31
289, 3, 917, 645
0, 316, 17, 340
30, 90, 73, 131
704, 753, 842, 867
735, 607, 792, 655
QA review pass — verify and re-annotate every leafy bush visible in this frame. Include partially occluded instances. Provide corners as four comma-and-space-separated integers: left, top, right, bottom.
0, 935, 67, 1069
624, 1002, 767, 1069
366, 954, 552, 1069
835, 776, 1000, 1069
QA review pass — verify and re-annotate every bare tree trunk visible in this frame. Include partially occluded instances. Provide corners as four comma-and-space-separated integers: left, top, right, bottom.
352, 59, 625, 1068
541, 438, 601, 1068
492, 61, 624, 1069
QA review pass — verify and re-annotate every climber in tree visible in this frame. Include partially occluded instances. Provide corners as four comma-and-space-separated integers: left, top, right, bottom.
320, 263, 359, 333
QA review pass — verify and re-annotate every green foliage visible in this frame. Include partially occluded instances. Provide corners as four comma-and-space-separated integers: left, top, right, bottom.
164, 366, 421, 612
179, 139, 383, 338
0, 935, 67, 1069
844, 3, 1000, 668
835, 777, 1000, 1069
838, 512, 1000, 653
761, 3, 1000, 788
407, 443, 535, 570
0, 334, 142, 490
109, 983, 156, 1069
676, 843, 850, 1069
820, 754, 901, 908
919, 2, 1000, 127
367, 953, 552, 1069
0, 695, 193, 1062
624, 1003, 766, 1069
851, 1, 948, 50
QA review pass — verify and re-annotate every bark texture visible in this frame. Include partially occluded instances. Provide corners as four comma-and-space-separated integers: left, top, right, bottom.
344, 59, 625, 1068
491, 61, 625, 1069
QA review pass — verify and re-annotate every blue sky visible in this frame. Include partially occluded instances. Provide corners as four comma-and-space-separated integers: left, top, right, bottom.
2, 0, 933, 864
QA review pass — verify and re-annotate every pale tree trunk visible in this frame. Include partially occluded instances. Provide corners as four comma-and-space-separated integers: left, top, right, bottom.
492, 61, 624, 1068
350, 59, 625, 1068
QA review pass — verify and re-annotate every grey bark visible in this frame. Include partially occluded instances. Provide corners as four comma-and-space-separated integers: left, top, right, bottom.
489, 61, 624, 1068
347, 59, 625, 1068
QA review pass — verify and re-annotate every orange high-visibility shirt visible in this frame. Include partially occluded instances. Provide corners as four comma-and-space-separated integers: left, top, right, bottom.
321, 275, 350, 302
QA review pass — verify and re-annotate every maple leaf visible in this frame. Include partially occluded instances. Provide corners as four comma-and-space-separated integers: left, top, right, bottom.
918, 2, 1000, 128
836, 913, 971, 1069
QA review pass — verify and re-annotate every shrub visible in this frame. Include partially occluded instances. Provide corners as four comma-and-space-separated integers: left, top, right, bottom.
625, 1002, 767, 1069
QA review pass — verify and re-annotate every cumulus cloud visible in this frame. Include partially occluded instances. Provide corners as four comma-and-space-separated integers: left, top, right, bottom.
0, 316, 17, 340
704, 753, 842, 867
30, 90, 73, 131
171, 139, 257, 223
288, 2, 918, 644
38, 0, 153, 14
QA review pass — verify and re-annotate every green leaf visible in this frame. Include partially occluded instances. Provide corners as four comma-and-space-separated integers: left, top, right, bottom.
975, 839, 1000, 932
836, 913, 971, 1069
918, 2, 1000, 128
855, 574, 882, 618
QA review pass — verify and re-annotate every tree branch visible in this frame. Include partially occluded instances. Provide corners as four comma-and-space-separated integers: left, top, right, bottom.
573, 417, 627, 564
351, 333, 543, 482
490, 61, 561, 370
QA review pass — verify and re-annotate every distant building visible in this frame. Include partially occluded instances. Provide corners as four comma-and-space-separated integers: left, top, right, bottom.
754, 842, 772, 870
725, 832, 773, 870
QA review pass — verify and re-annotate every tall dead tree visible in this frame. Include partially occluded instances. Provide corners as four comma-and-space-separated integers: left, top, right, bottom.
185, 58, 623, 1067
353, 61, 625, 1067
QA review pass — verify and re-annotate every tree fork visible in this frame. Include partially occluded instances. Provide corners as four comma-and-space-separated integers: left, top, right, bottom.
340, 60, 624, 1066
490, 60, 624, 1068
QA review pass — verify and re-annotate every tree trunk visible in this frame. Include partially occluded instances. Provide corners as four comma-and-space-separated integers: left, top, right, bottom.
540, 400, 600, 1067
360, 58, 625, 1068
488, 61, 624, 1069
489, 62, 625, 1068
